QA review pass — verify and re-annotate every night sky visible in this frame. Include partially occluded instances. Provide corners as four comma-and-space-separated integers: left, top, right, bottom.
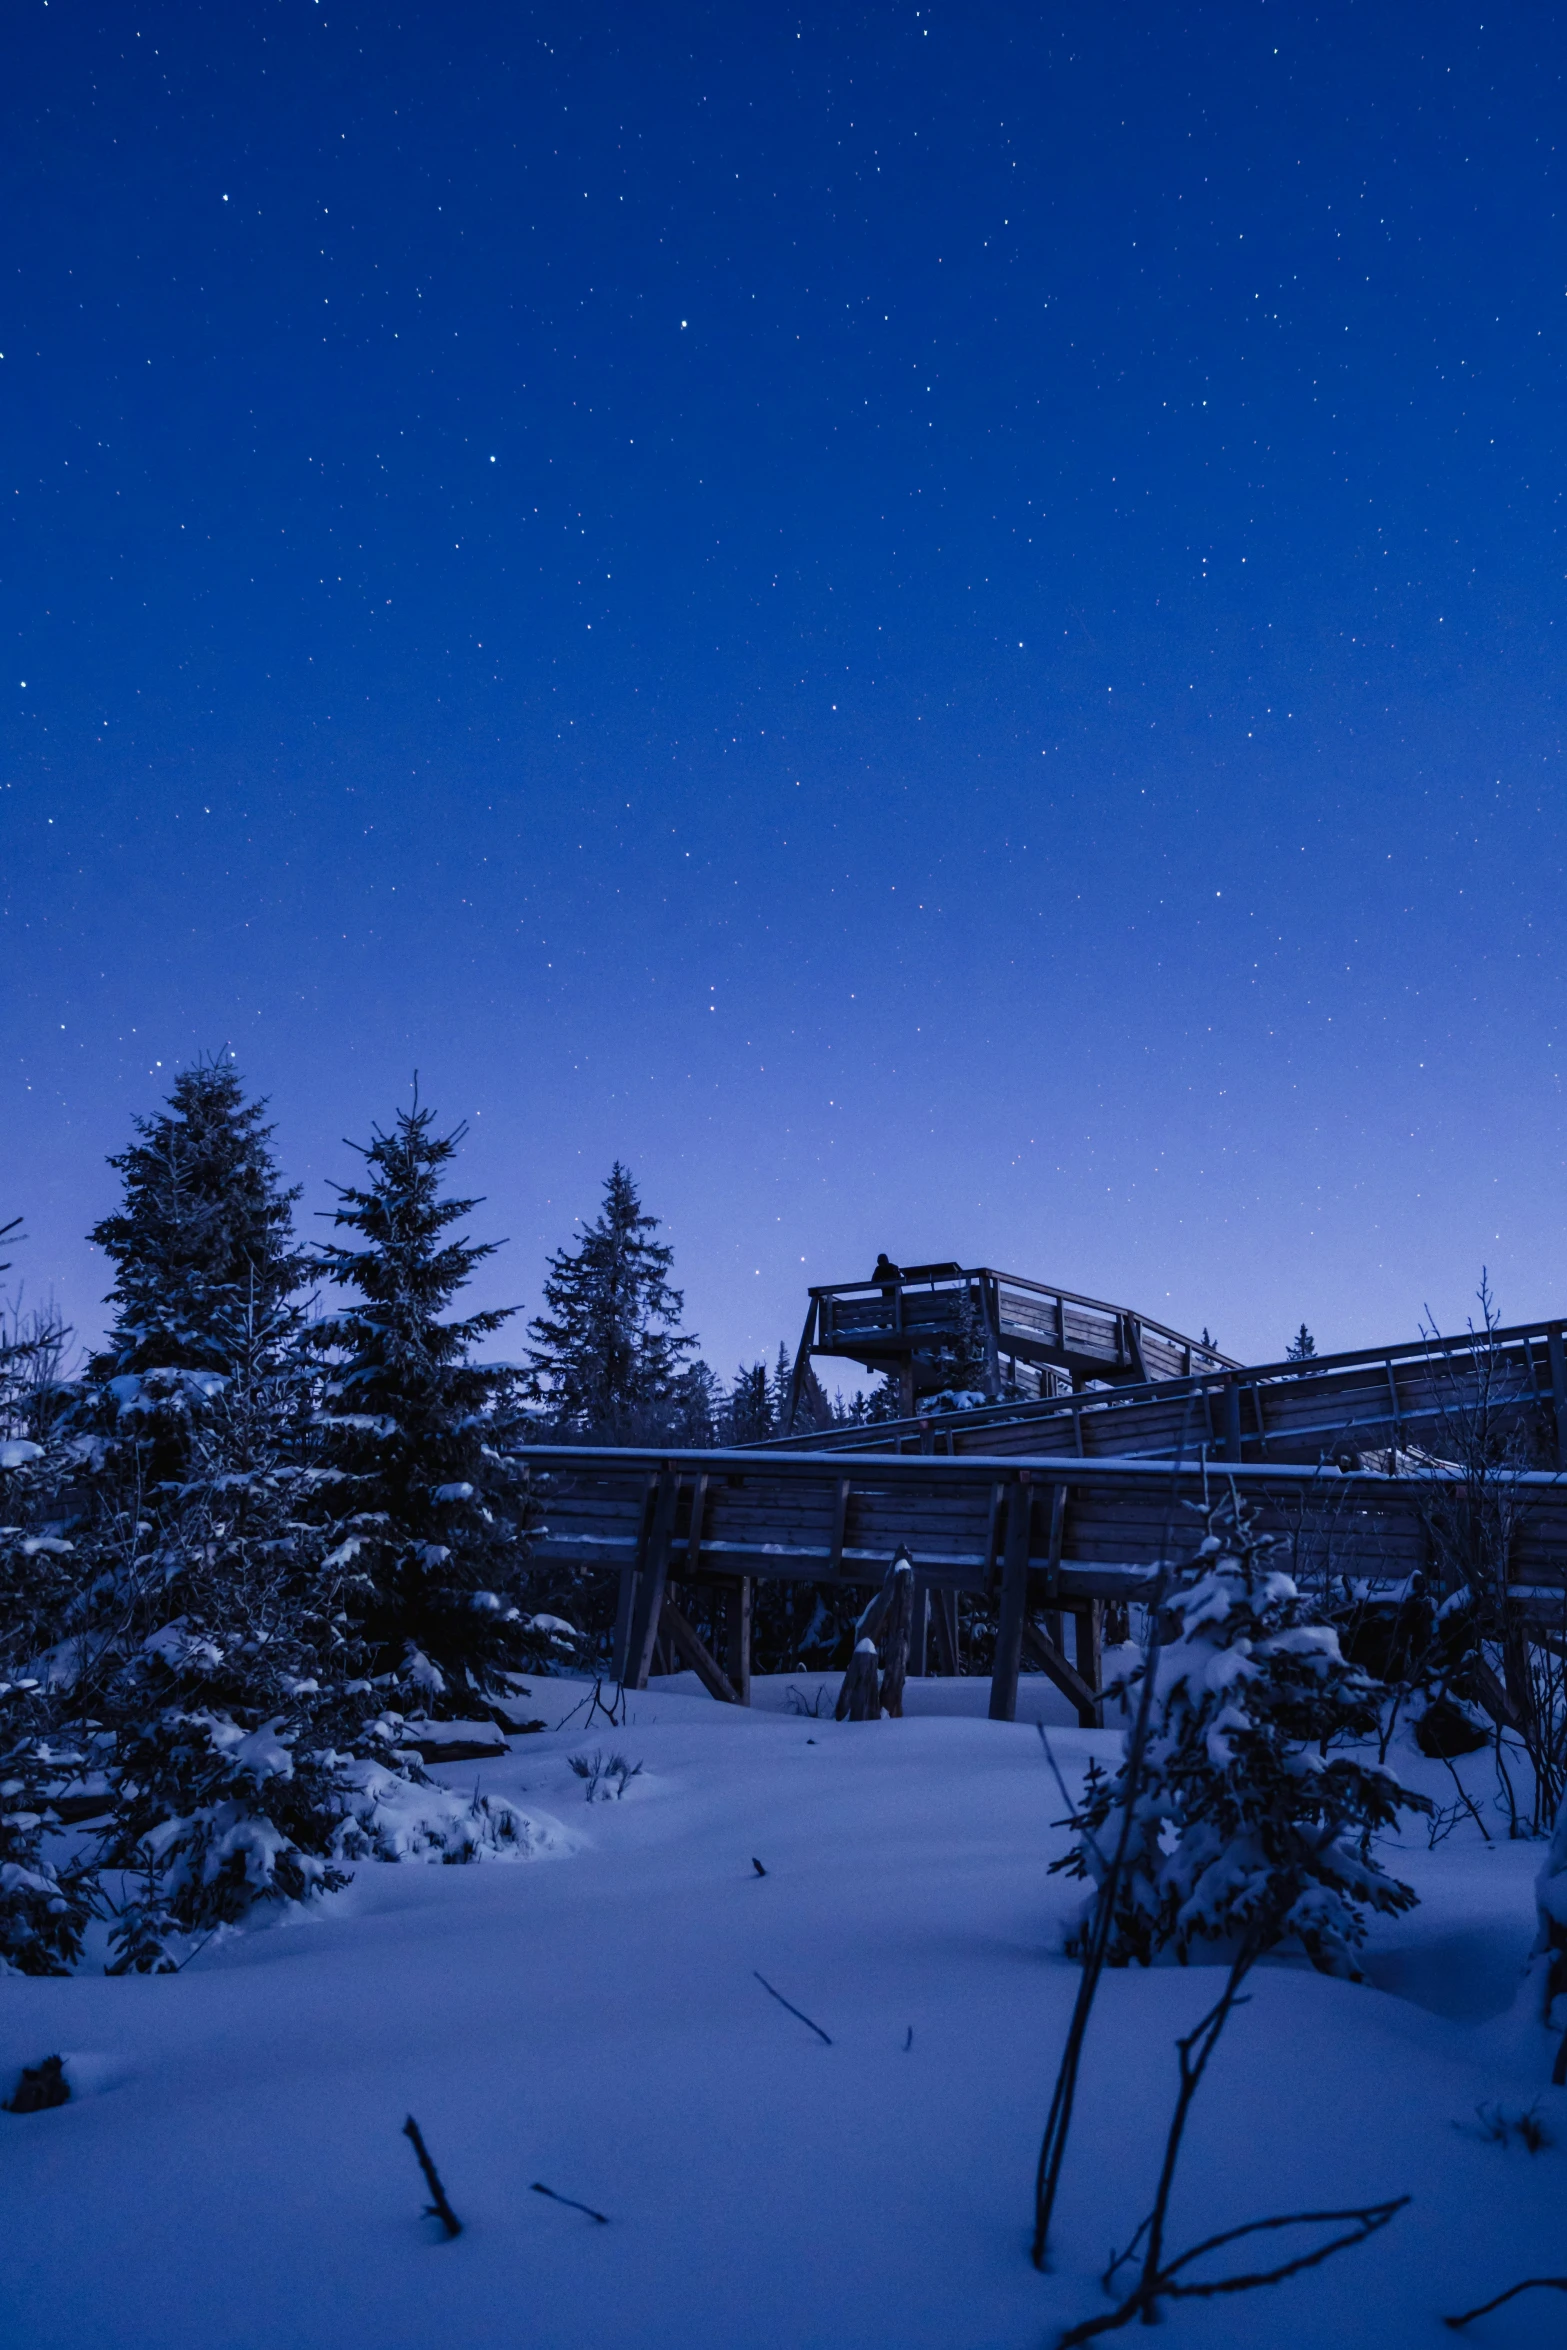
4, 0, 1564, 1380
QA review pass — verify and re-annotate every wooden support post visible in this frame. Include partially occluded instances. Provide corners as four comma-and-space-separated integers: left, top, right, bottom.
611, 1563, 638, 1685
660, 1596, 740, 1704
1019, 1617, 1100, 1729
1385, 1357, 1405, 1462
1223, 1376, 1242, 1464
829, 1476, 852, 1575
610, 1475, 658, 1682
1073, 1602, 1104, 1729
977, 1276, 1001, 1398
989, 1475, 1032, 1722
723, 1576, 752, 1704
879, 1553, 915, 1717
1549, 1325, 1567, 1472
929, 1585, 958, 1675
784, 1299, 818, 1435
626, 1470, 680, 1690
684, 1471, 709, 1577
1045, 1481, 1066, 1597
898, 1358, 916, 1416
908, 1577, 930, 1676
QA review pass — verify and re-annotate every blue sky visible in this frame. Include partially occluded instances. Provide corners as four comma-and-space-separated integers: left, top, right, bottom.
3, 0, 1562, 1379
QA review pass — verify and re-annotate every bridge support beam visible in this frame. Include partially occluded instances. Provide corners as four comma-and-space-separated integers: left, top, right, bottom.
989, 1476, 1033, 1722
625, 1469, 680, 1690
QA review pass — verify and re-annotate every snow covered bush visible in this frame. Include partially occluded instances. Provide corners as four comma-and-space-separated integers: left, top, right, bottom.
1055, 1497, 1430, 1977
0, 1693, 91, 1976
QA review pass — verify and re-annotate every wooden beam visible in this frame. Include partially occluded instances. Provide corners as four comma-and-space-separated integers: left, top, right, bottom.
784, 1298, 818, 1435
929, 1584, 958, 1674
660, 1595, 740, 1705
1073, 1603, 1105, 1728
1019, 1617, 1100, 1729
908, 1577, 930, 1676
625, 1469, 680, 1690
829, 1475, 852, 1575
683, 1470, 710, 1574
1550, 1325, 1567, 1472
724, 1575, 752, 1704
610, 1473, 658, 1682
989, 1477, 1032, 1722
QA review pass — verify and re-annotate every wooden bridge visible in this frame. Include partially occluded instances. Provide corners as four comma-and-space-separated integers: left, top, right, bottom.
774, 1314, 1567, 1473
788, 1265, 1235, 1417
520, 1438, 1567, 1732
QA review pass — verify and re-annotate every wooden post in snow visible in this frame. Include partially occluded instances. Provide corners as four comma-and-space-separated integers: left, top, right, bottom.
989, 1475, 1033, 1722
836, 1639, 882, 1720
879, 1549, 915, 1717
724, 1576, 752, 1705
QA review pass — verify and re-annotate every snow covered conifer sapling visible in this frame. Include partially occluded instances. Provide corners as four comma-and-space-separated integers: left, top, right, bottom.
312, 1092, 537, 1716
1056, 1496, 1429, 1976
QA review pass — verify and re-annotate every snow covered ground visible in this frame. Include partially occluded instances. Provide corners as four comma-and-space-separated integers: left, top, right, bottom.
1, 1674, 1559, 2349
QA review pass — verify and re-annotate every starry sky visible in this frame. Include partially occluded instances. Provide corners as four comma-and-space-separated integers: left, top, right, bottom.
3, 0, 1564, 1381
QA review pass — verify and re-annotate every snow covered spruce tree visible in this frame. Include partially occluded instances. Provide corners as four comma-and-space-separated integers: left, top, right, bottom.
311, 1094, 539, 1718
86, 1291, 374, 1972
48, 1070, 378, 1966
84, 1057, 308, 1485
525, 1163, 695, 1439
1056, 1496, 1429, 1977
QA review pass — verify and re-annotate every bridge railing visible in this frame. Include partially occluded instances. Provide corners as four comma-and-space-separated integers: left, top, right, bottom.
774, 1315, 1567, 1473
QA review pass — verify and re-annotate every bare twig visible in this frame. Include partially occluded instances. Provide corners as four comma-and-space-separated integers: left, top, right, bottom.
531, 2180, 608, 2224
1031, 1560, 1171, 2268
1444, 2276, 1567, 2329
402, 2115, 462, 2239
753, 1970, 832, 2045
1031, 1391, 1203, 2270
1060, 2199, 1408, 2344
1057, 1937, 1405, 2341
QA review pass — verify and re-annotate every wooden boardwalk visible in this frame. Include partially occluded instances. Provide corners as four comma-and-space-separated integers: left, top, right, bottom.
776, 1315, 1567, 1474
520, 1439, 1567, 1729
790, 1264, 1235, 1415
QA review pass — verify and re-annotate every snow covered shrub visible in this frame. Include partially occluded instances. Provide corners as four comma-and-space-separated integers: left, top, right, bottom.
1055, 1497, 1430, 1977
333, 1759, 540, 1861
567, 1749, 642, 1801
0, 1692, 91, 1976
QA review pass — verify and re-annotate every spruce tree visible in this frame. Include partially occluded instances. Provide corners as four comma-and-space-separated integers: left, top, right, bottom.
90, 1060, 306, 1383
673, 1360, 723, 1446
525, 1163, 694, 1437
1056, 1497, 1429, 1978
90, 1290, 362, 1967
312, 1096, 535, 1712
1286, 1323, 1318, 1365
728, 1361, 773, 1444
